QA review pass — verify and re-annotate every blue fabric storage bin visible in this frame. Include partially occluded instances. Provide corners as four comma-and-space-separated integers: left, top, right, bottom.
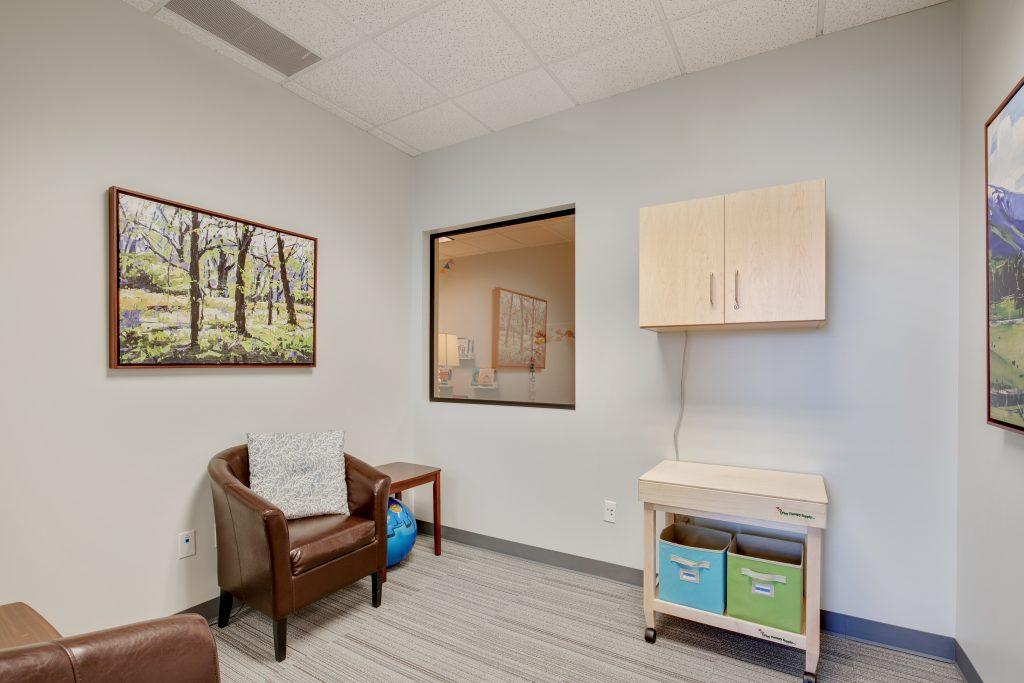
658, 523, 732, 614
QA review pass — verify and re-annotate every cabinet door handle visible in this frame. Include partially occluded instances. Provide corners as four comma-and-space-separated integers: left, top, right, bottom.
709, 272, 714, 307
734, 270, 740, 310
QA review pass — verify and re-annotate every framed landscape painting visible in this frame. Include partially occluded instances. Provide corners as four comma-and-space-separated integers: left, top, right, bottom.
109, 187, 316, 368
987, 75, 1024, 431
493, 287, 547, 369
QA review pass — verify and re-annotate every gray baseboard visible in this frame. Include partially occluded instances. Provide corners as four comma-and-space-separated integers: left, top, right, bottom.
417, 520, 643, 585
416, 520, 962, 667
180, 596, 219, 622
820, 611, 953, 661
955, 641, 984, 683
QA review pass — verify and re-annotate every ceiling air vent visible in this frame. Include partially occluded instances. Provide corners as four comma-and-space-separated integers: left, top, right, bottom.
164, 0, 320, 77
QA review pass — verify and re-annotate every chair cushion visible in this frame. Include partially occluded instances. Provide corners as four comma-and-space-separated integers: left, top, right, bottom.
247, 431, 349, 520
288, 514, 375, 575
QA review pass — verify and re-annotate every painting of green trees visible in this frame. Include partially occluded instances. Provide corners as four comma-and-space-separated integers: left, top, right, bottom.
111, 189, 315, 366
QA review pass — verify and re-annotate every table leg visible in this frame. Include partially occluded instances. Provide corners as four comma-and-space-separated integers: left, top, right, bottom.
804, 526, 822, 678
432, 473, 442, 555
643, 502, 656, 629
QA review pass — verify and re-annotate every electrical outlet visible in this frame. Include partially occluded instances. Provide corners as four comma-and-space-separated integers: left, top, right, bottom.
178, 530, 196, 559
603, 500, 616, 523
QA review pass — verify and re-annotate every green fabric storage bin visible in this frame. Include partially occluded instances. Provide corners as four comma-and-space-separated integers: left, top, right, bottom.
727, 533, 804, 633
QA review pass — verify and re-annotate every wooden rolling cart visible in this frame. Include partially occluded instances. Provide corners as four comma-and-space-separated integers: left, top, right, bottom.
638, 460, 828, 683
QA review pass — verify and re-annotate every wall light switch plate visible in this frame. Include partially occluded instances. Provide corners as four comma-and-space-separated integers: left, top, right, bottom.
178, 530, 196, 559
603, 500, 616, 523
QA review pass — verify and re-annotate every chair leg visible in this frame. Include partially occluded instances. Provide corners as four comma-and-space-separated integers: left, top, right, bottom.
371, 571, 382, 608
217, 590, 233, 628
273, 618, 287, 662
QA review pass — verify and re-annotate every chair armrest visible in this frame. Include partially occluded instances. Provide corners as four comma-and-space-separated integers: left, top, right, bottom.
57, 614, 218, 682
345, 455, 390, 543
221, 484, 292, 617
209, 458, 291, 618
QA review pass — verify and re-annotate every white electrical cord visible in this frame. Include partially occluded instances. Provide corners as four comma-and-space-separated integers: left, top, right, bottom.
672, 331, 689, 460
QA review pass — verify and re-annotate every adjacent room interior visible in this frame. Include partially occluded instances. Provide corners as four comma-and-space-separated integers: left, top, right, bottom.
0, 1, 1020, 682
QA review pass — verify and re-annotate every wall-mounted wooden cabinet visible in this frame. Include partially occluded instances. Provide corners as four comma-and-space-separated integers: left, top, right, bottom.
639, 179, 826, 331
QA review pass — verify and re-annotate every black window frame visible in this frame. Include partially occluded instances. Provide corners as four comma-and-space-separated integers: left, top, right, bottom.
428, 207, 576, 410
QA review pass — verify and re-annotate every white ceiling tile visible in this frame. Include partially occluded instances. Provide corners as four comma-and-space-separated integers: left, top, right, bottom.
659, 0, 732, 21
380, 101, 489, 152
375, 0, 537, 97
293, 41, 444, 126
549, 25, 679, 104
457, 231, 523, 251
123, 0, 155, 11
283, 81, 373, 130
439, 240, 484, 257
233, 0, 362, 58
370, 129, 421, 156
670, 0, 818, 72
323, 0, 440, 35
494, 222, 568, 246
823, 0, 946, 34
493, 0, 662, 63
155, 8, 286, 82
455, 69, 574, 131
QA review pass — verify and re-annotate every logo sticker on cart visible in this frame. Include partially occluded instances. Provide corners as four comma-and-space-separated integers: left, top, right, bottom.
679, 569, 700, 584
752, 582, 774, 597
776, 506, 814, 520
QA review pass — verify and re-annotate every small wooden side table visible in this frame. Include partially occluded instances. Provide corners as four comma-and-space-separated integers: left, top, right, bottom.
377, 462, 442, 557
0, 602, 61, 649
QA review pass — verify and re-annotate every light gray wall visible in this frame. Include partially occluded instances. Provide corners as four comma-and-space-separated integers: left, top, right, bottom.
0, 0, 413, 634
958, 0, 1024, 679
410, 3, 960, 635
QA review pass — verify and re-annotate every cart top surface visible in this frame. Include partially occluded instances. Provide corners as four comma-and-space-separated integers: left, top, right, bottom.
640, 460, 828, 505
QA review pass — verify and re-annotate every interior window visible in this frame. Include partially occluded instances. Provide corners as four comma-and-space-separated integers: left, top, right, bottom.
430, 209, 575, 408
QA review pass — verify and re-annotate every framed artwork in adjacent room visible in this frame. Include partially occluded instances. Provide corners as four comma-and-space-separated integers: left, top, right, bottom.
109, 187, 316, 368
471, 368, 496, 388
987, 74, 1024, 431
493, 287, 547, 369
457, 337, 475, 359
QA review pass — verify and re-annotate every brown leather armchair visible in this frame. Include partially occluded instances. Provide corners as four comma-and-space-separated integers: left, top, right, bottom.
0, 610, 219, 682
208, 445, 390, 662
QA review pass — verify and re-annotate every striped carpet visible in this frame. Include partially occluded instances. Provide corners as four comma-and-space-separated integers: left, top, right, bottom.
212, 536, 962, 682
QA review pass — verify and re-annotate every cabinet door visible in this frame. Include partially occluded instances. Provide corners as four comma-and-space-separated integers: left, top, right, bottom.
639, 195, 725, 327
724, 180, 826, 324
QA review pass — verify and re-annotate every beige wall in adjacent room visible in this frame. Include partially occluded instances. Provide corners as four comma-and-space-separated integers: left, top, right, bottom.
436, 242, 575, 405
957, 0, 1024, 680
0, 0, 413, 635
410, 3, 960, 636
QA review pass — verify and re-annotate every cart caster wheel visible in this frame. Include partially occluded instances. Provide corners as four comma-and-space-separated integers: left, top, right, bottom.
802, 673, 817, 683
644, 628, 657, 644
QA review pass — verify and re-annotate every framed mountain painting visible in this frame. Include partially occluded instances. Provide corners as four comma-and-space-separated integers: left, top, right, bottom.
109, 187, 316, 368
987, 75, 1024, 431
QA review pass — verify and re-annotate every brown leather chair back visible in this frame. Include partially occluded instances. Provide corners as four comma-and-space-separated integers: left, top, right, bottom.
0, 614, 219, 682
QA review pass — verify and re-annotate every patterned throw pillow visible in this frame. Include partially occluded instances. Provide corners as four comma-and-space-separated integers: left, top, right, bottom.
247, 431, 349, 520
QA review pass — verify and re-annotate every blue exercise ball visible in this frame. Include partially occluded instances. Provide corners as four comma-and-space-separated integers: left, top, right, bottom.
385, 497, 417, 567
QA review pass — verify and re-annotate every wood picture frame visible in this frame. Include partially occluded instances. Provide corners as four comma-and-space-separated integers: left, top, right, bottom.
986, 74, 1024, 432
493, 287, 547, 370
109, 187, 317, 368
